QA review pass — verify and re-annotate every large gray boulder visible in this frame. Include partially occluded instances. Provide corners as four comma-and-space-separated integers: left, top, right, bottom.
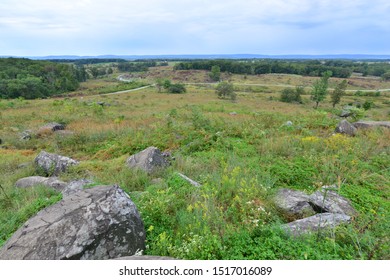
15, 176, 67, 192
335, 120, 357, 136
282, 213, 351, 236
352, 121, 390, 129
126, 146, 170, 174
35, 151, 79, 176
309, 187, 356, 216
274, 189, 316, 220
0, 185, 145, 260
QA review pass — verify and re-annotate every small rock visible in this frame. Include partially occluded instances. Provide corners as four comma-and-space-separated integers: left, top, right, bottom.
282, 213, 351, 236
40, 122, 66, 132
126, 147, 170, 174
35, 151, 79, 176
20, 130, 32, 140
15, 176, 67, 192
285, 121, 293, 126
229, 112, 237, 116
335, 119, 357, 136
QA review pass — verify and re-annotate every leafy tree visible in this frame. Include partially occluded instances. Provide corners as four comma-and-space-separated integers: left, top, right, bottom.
330, 80, 347, 108
209, 65, 221, 81
216, 81, 236, 101
163, 79, 172, 90
311, 71, 332, 108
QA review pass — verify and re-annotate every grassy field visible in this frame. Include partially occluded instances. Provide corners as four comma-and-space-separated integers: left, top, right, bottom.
0, 66, 389, 259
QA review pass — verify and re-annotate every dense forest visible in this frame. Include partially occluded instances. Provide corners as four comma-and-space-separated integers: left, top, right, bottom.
0, 58, 87, 99
174, 59, 390, 78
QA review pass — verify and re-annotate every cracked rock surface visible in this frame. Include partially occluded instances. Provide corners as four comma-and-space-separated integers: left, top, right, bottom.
0, 185, 145, 260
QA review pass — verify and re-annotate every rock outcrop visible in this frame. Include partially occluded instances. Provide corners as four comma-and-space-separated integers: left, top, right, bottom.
335, 120, 357, 136
35, 151, 79, 176
126, 146, 170, 174
15, 176, 67, 192
275, 186, 356, 236
274, 188, 316, 220
0, 185, 145, 260
308, 187, 356, 216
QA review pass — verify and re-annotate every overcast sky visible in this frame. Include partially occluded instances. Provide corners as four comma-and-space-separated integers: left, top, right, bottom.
1, 0, 389, 56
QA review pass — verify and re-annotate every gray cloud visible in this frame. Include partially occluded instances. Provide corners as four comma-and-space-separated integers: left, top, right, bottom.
0, 0, 389, 55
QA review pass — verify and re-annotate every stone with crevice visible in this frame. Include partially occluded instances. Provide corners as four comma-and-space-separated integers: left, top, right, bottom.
0, 185, 145, 260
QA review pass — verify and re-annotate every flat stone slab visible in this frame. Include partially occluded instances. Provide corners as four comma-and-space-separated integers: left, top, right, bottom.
352, 121, 390, 129
282, 213, 351, 236
15, 176, 67, 192
274, 189, 316, 219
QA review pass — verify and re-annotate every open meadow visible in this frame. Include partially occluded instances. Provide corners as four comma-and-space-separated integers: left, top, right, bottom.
0, 64, 389, 259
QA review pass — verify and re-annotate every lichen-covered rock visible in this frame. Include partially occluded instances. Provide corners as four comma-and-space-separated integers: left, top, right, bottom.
15, 176, 67, 192
309, 188, 356, 216
282, 213, 351, 236
0, 185, 145, 260
34, 151, 79, 176
126, 146, 170, 174
335, 120, 357, 136
274, 188, 316, 219
62, 179, 93, 197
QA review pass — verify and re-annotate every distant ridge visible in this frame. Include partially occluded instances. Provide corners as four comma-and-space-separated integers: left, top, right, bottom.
2, 54, 390, 60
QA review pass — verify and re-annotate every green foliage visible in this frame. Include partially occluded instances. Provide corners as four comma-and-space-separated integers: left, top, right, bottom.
216, 81, 236, 101
280, 86, 303, 103
209, 65, 221, 81
0, 58, 84, 99
331, 80, 348, 108
167, 83, 186, 94
311, 71, 332, 108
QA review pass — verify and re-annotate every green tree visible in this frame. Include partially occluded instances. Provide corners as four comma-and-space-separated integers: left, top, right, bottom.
311, 71, 332, 108
209, 65, 221, 81
330, 80, 347, 108
216, 81, 236, 101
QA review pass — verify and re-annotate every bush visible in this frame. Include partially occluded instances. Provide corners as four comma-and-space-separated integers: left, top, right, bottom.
280, 86, 303, 103
216, 82, 236, 101
167, 83, 186, 94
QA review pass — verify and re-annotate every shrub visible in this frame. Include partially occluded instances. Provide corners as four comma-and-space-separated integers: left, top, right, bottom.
280, 86, 303, 103
168, 83, 186, 94
216, 82, 236, 101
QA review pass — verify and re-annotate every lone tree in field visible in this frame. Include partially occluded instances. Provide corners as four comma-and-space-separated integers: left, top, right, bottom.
311, 71, 332, 108
209, 65, 221, 81
280, 86, 304, 103
330, 80, 348, 108
216, 81, 236, 101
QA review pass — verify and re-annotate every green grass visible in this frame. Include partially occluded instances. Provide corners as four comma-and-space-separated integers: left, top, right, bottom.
0, 69, 389, 259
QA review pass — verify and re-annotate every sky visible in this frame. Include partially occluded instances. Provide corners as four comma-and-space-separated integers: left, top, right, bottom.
0, 0, 389, 56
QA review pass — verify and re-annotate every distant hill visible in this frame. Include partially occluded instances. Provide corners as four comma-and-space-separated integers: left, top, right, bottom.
2, 54, 390, 61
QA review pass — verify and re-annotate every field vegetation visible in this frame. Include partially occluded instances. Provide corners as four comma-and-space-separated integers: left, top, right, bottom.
0, 59, 389, 259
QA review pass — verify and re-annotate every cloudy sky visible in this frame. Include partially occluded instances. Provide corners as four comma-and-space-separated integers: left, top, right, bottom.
0, 0, 389, 56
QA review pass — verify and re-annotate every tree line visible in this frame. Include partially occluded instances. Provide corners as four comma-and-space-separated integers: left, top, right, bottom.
0, 58, 86, 99
174, 59, 390, 78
